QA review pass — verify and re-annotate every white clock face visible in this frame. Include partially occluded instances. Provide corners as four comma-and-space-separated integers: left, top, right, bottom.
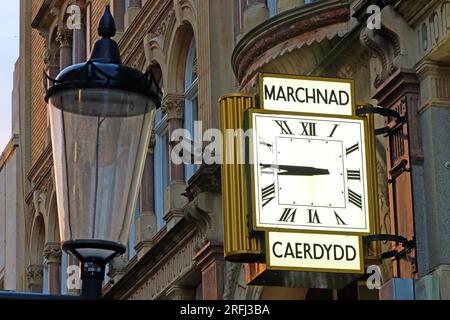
251, 112, 370, 233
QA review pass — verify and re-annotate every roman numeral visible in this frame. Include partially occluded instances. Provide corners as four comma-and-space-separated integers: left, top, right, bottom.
261, 184, 276, 208
347, 169, 361, 181
300, 122, 317, 136
308, 209, 321, 224
279, 208, 297, 223
328, 124, 339, 138
348, 189, 362, 209
334, 211, 347, 225
274, 120, 293, 135
346, 143, 359, 156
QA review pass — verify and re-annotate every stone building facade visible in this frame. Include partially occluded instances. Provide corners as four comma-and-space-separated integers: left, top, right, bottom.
2, 0, 449, 300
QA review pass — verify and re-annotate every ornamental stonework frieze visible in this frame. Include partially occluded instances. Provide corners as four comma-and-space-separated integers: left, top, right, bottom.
162, 94, 184, 120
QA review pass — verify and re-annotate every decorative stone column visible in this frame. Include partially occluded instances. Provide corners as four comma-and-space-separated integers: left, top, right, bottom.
26, 264, 43, 293
193, 242, 226, 300
57, 28, 73, 69
135, 134, 158, 260
125, 0, 142, 29
43, 243, 62, 294
162, 94, 188, 231
166, 285, 195, 300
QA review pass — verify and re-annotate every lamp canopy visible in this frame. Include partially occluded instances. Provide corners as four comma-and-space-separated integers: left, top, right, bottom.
45, 6, 162, 107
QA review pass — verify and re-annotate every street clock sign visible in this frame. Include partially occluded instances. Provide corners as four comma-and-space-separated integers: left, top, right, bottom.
249, 111, 372, 234
260, 73, 355, 116
266, 232, 363, 273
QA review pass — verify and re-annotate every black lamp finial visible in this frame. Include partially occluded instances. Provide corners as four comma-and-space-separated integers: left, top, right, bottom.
89, 5, 121, 63
98, 5, 116, 38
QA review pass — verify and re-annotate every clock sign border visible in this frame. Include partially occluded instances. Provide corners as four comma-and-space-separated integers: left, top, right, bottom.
247, 109, 377, 235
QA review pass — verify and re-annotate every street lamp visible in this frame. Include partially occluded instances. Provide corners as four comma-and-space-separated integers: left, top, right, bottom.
44, 6, 160, 299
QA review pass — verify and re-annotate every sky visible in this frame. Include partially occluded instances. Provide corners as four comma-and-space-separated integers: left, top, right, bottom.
0, 1, 20, 153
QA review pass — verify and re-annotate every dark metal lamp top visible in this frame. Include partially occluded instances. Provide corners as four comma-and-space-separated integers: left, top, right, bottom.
45, 6, 162, 106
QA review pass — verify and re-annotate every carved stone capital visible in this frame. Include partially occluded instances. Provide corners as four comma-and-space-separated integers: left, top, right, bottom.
26, 264, 43, 287
44, 48, 60, 67
57, 29, 73, 48
43, 243, 62, 264
162, 94, 184, 120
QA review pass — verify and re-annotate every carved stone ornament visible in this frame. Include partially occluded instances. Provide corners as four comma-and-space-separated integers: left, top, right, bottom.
162, 94, 184, 120
56, 28, 73, 48
43, 243, 62, 264
26, 264, 43, 286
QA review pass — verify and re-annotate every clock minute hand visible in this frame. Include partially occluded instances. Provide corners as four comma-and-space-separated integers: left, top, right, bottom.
261, 164, 330, 176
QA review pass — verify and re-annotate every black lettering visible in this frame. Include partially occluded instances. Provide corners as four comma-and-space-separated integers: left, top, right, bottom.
287, 86, 295, 102
334, 245, 345, 261
274, 120, 293, 135
313, 244, 324, 260
346, 143, 359, 156
347, 169, 361, 181
323, 244, 333, 260
346, 245, 357, 261
300, 122, 317, 136
329, 90, 339, 105
295, 87, 306, 102
295, 243, 303, 259
334, 211, 347, 226
277, 87, 287, 101
328, 124, 339, 138
264, 85, 276, 100
261, 184, 276, 208
304, 243, 313, 259
284, 243, 295, 258
272, 242, 283, 258
308, 209, 321, 224
305, 88, 316, 104
339, 91, 350, 105
317, 89, 328, 105
279, 208, 297, 223
348, 189, 363, 209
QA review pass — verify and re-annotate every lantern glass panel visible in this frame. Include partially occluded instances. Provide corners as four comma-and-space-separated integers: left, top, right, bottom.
49, 88, 156, 246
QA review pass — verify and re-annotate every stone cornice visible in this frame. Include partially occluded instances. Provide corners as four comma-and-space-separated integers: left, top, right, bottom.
104, 218, 201, 299
393, 0, 442, 27
118, 0, 173, 66
232, 0, 350, 85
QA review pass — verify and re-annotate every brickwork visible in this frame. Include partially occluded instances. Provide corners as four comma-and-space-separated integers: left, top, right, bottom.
30, 1, 48, 166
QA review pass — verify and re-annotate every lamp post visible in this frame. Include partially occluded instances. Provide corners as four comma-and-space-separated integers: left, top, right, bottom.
0, 6, 161, 300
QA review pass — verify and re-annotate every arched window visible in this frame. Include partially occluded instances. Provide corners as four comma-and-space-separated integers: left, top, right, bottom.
184, 38, 199, 182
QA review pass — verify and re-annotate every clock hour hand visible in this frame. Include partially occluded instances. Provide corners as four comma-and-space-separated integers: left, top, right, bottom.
260, 164, 330, 176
